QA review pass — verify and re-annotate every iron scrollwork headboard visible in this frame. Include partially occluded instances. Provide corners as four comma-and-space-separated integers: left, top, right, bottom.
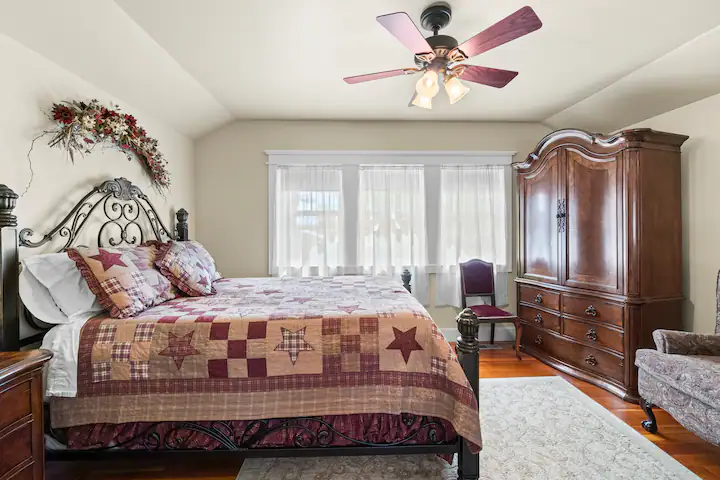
18, 177, 187, 251
0, 177, 190, 350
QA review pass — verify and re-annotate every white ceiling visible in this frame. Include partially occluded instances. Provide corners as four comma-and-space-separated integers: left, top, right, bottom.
2, 0, 720, 136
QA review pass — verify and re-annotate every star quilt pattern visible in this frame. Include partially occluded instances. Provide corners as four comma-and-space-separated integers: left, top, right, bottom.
51, 276, 482, 452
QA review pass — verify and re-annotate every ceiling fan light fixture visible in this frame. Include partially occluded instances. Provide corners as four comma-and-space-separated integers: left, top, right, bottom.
445, 75, 470, 104
344, 6, 542, 109
411, 93, 433, 109
416, 70, 440, 98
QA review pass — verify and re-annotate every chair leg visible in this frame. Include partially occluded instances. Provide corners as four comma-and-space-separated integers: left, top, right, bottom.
490, 323, 496, 344
640, 400, 658, 434
514, 321, 522, 360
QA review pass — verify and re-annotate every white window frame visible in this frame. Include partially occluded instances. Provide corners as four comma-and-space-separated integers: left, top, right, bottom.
266, 150, 515, 275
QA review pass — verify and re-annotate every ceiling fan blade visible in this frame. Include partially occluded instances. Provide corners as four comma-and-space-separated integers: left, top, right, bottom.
376, 12, 435, 58
453, 6, 542, 60
458, 65, 519, 88
408, 92, 417, 107
344, 69, 411, 84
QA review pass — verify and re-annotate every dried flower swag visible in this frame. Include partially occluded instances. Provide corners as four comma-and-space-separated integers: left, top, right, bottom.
25, 99, 170, 194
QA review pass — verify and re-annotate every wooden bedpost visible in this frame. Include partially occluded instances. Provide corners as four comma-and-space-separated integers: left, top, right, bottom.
401, 268, 412, 292
456, 307, 480, 480
175, 208, 189, 241
0, 184, 19, 351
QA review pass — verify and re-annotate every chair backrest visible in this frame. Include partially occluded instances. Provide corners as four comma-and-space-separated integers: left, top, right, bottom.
459, 259, 495, 308
716, 270, 720, 334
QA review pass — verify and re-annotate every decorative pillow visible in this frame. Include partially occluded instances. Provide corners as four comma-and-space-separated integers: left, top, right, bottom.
155, 241, 218, 296
67, 246, 167, 318
193, 242, 222, 281
123, 244, 179, 303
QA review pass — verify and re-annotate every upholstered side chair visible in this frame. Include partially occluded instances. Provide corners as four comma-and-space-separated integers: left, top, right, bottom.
459, 259, 522, 360
635, 272, 720, 446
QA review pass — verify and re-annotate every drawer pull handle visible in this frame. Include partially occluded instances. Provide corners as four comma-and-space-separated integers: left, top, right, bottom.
586, 328, 597, 342
534, 314, 543, 323
585, 355, 598, 366
534, 294, 543, 304
535, 335, 543, 345
585, 305, 597, 317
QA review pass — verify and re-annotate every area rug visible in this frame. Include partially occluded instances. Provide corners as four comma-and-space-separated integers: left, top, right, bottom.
236, 376, 699, 479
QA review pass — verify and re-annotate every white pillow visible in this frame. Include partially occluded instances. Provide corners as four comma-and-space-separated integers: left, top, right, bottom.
19, 266, 69, 324
22, 253, 104, 322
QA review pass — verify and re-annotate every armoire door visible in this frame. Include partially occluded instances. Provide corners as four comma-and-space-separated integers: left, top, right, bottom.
564, 148, 622, 292
521, 149, 561, 284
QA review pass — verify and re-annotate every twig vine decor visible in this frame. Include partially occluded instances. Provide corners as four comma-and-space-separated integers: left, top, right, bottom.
24, 99, 170, 195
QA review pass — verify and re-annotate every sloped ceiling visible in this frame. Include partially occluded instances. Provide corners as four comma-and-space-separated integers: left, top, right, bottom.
2, 0, 720, 136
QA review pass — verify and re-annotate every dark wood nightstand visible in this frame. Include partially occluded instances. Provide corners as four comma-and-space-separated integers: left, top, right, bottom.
0, 350, 52, 480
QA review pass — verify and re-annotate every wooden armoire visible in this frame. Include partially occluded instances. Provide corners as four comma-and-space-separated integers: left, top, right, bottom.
514, 128, 688, 402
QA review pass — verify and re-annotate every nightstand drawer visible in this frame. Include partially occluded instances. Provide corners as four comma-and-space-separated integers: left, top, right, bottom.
0, 381, 31, 432
0, 422, 33, 477
0, 350, 53, 480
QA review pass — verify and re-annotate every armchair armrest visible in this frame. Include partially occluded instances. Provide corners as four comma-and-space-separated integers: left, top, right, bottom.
652, 329, 720, 355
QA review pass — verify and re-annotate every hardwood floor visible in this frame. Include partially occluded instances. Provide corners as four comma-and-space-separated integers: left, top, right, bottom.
47, 344, 720, 480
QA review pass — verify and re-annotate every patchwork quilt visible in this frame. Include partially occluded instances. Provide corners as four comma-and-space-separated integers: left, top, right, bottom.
50, 276, 482, 451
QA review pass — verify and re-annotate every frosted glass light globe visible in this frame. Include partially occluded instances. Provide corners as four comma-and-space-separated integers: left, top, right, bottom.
416, 71, 440, 98
445, 76, 470, 104
411, 93, 432, 109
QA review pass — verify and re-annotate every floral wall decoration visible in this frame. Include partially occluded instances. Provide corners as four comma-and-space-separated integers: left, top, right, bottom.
24, 99, 171, 195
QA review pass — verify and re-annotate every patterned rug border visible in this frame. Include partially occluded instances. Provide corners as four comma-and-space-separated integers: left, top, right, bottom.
478, 376, 698, 479
237, 376, 699, 479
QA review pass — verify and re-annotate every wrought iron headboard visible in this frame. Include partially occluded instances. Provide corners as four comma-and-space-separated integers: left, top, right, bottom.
18, 177, 183, 251
0, 177, 190, 350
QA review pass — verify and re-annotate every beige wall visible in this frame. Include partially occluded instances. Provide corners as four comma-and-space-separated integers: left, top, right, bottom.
0, 33, 195, 253
195, 120, 550, 329
627, 92, 720, 334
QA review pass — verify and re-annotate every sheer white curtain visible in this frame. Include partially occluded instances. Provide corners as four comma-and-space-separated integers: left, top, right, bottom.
435, 165, 511, 308
273, 166, 345, 277
357, 166, 429, 303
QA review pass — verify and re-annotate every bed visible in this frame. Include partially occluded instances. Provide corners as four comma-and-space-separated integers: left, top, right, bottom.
0, 177, 483, 479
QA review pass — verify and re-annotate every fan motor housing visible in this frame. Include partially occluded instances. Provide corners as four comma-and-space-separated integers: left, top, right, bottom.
420, 3, 452, 32
426, 34, 458, 51
416, 3, 458, 67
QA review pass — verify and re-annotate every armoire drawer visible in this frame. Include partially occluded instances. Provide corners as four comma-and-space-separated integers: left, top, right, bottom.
523, 326, 625, 383
561, 294, 623, 327
518, 305, 560, 332
522, 324, 560, 357
562, 317, 624, 354
519, 286, 560, 311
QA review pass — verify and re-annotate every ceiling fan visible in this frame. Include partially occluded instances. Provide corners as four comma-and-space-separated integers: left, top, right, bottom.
343, 3, 542, 109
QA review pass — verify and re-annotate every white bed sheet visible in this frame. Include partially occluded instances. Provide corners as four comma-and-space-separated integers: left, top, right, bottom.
41, 319, 88, 397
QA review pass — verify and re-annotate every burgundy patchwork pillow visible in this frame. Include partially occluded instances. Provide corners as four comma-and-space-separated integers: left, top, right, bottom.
123, 244, 178, 303
68, 246, 161, 318
155, 241, 218, 296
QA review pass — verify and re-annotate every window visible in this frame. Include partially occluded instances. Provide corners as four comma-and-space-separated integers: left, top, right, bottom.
272, 166, 344, 277
357, 166, 429, 300
435, 166, 512, 307
268, 151, 514, 306
357, 166, 427, 272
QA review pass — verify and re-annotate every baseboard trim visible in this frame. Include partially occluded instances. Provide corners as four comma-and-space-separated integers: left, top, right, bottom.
441, 324, 516, 343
